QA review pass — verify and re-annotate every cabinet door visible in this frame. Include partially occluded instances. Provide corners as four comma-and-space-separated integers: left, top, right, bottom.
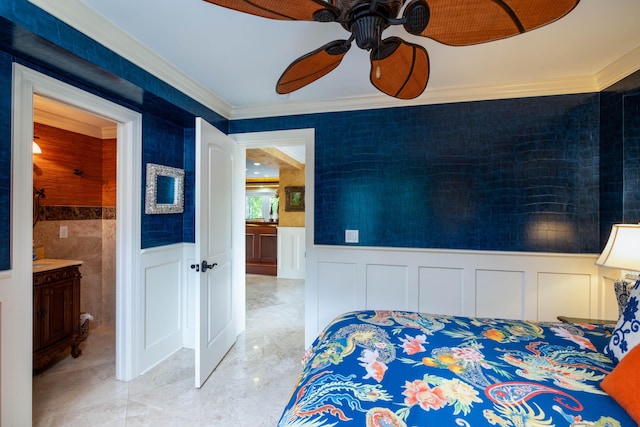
33, 287, 43, 351
41, 281, 74, 348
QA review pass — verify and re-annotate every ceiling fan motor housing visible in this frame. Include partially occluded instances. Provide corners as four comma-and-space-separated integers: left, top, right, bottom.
352, 14, 387, 49
347, 1, 403, 50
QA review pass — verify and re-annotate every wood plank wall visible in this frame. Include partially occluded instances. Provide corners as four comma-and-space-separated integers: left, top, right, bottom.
33, 123, 116, 207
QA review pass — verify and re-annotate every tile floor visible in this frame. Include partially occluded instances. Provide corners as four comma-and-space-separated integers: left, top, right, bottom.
32, 275, 305, 426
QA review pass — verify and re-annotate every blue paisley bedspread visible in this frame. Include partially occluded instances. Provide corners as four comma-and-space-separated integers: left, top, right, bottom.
277, 310, 635, 426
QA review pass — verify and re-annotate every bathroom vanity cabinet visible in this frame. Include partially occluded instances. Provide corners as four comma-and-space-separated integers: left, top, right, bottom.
33, 260, 84, 370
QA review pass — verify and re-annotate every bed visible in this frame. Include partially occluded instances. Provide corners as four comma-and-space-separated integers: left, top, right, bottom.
277, 310, 637, 426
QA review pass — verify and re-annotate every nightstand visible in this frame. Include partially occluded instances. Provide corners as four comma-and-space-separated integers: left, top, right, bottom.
557, 315, 618, 326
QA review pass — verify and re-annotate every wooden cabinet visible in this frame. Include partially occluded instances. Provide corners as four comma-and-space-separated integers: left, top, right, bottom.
246, 222, 278, 275
33, 264, 83, 370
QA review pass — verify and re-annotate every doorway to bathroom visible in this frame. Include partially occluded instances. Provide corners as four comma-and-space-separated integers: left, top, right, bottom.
32, 94, 119, 350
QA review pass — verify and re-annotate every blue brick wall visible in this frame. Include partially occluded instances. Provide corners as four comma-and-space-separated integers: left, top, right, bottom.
231, 94, 601, 253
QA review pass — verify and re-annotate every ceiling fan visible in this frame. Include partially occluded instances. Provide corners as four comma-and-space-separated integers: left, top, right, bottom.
203, 0, 580, 99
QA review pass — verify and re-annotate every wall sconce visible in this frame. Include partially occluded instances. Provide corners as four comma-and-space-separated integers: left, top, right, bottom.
33, 136, 42, 154
596, 223, 640, 316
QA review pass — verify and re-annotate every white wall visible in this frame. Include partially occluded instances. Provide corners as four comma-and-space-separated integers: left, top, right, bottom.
138, 244, 185, 374
305, 245, 617, 347
278, 227, 306, 279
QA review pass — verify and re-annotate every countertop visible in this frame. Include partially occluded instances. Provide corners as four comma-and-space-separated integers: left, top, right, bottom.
32, 258, 84, 274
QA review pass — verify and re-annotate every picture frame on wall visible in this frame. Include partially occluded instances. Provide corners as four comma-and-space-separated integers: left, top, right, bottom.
144, 163, 185, 214
285, 186, 305, 212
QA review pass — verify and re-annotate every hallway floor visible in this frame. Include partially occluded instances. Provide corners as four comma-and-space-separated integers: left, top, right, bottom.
32, 275, 305, 426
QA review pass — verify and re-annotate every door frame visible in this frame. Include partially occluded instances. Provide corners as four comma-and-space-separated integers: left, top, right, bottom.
9, 64, 141, 419
230, 128, 315, 341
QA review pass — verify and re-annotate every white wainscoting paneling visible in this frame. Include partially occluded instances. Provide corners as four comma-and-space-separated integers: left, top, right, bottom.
183, 243, 196, 348
306, 246, 612, 346
144, 260, 181, 347
366, 264, 410, 310
139, 244, 185, 374
537, 272, 591, 321
278, 226, 306, 279
476, 269, 524, 319
418, 267, 464, 316
316, 261, 359, 330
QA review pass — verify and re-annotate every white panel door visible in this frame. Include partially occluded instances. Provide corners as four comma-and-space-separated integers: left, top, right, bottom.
194, 118, 240, 388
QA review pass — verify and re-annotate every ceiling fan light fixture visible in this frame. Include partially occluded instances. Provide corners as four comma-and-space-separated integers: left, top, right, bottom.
326, 41, 351, 56
312, 8, 338, 22
402, 0, 430, 35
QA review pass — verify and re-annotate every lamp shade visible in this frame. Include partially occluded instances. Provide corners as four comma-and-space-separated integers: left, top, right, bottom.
596, 224, 640, 270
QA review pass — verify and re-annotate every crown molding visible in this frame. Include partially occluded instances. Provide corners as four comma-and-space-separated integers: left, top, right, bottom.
28, 0, 233, 119
230, 74, 600, 119
595, 45, 640, 91
34, 107, 117, 139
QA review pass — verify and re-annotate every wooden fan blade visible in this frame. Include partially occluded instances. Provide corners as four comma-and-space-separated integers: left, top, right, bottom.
202, 0, 339, 21
370, 37, 429, 99
416, 0, 579, 46
277, 40, 351, 94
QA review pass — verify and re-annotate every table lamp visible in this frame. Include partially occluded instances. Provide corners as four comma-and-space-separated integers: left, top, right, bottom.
596, 224, 640, 317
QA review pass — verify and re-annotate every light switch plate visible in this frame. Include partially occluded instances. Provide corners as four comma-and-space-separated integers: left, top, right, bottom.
60, 225, 68, 238
345, 229, 359, 243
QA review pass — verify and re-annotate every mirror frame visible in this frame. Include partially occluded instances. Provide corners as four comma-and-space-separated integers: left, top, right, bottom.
144, 163, 185, 214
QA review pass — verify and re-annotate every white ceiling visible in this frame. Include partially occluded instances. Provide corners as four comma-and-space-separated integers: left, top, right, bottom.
31, 0, 640, 119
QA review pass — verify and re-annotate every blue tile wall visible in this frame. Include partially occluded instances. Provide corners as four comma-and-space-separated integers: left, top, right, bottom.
231, 94, 601, 253
141, 113, 186, 248
0, 50, 12, 270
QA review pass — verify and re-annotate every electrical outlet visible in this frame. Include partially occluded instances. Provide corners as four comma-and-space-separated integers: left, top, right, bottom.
60, 225, 68, 238
345, 229, 359, 243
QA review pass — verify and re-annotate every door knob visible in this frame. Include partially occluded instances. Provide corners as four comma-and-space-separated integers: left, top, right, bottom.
201, 260, 217, 273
